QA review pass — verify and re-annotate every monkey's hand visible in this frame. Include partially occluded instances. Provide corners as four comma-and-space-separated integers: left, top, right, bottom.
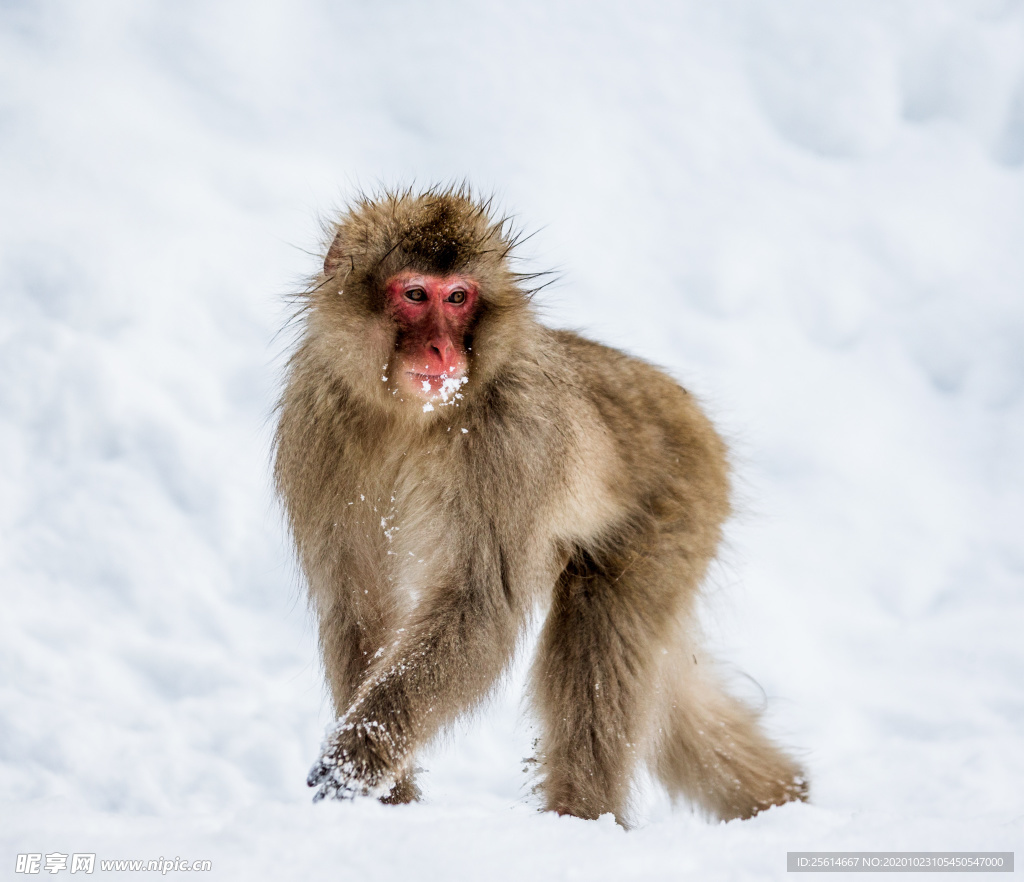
307, 719, 404, 802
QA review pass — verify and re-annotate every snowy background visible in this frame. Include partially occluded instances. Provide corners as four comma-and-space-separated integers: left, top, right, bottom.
1, 1, 1022, 878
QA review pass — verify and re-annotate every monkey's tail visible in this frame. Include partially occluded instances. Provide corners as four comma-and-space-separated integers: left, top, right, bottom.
648, 654, 808, 821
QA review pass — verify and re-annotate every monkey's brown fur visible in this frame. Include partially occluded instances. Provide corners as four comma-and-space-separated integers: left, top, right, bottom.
274, 186, 807, 824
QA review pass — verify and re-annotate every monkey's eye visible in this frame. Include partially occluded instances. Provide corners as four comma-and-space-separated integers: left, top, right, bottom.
447, 290, 466, 304
404, 288, 427, 302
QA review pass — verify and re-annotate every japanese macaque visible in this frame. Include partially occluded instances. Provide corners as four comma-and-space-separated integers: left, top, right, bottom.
274, 187, 807, 824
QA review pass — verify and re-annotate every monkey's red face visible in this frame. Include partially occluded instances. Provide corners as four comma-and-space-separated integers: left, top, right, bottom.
386, 272, 479, 403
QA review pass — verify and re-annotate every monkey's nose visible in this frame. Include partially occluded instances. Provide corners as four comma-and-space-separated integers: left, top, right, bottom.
429, 338, 456, 370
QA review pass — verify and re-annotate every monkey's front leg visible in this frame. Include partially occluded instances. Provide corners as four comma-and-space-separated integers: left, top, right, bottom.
308, 571, 521, 802
307, 642, 426, 801
307, 711, 407, 801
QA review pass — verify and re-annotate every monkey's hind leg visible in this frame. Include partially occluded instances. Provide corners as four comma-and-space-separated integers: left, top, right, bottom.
531, 550, 678, 824
651, 660, 808, 820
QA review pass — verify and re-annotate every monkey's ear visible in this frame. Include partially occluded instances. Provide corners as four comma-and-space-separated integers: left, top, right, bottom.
324, 231, 348, 276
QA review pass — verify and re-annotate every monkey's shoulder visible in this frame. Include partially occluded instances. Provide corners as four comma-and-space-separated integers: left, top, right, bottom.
538, 328, 727, 478
541, 330, 701, 420
544, 329, 681, 386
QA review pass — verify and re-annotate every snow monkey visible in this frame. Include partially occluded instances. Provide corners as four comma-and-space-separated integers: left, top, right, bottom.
274, 187, 807, 824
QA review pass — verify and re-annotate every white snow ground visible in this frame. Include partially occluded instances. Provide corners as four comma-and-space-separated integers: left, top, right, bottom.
1, 1, 1023, 879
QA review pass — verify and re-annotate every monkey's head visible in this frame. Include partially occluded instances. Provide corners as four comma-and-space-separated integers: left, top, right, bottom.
302, 188, 535, 416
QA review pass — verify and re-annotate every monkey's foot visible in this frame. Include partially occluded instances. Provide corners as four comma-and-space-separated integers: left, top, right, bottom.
379, 771, 421, 805
307, 721, 404, 803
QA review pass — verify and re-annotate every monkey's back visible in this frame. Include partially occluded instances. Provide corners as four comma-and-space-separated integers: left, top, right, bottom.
516, 329, 731, 614
541, 329, 729, 510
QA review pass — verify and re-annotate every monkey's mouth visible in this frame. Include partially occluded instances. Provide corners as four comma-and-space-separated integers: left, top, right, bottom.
404, 371, 468, 403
